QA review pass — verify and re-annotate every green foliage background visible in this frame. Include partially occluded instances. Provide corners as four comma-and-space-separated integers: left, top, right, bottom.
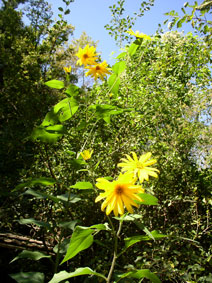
0, 0, 212, 282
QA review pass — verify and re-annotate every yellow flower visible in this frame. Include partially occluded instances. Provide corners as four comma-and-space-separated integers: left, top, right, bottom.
95, 173, 144, 216
63, 66, 72, 73
80, 149, 93, 161
85, 61, 111, 80
75, 45, 98, 66
126, 29, 152, 40
118, 152, 159, 183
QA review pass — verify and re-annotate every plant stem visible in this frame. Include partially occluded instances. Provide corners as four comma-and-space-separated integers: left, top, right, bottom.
54, 234, 63, 274
106, 217, 123, 283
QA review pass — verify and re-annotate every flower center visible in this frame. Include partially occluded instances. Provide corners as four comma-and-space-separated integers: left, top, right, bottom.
95, 66, 101, 71
83, 54, 89, 59
115, 184, 125, 195
136, 162, 144, 169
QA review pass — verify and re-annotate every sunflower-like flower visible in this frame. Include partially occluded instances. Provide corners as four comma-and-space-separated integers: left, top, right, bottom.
118, 152, 159, 183
126, 29, 152, 40
85, 61, 111, 80
75, 45, 98, 66
80, 149, 93, 161
63, 66, 72, 73
95, 173, 144, 216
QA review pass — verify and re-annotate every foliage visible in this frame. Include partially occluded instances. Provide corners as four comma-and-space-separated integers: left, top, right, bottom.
165, 0, 212, 45
1, 1, 212, 283
0, 0, 74, 194
105, 0, 155, 46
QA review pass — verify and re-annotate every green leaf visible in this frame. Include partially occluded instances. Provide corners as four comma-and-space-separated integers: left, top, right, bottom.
32, 97, 78, 142
56, 193, 81, 203
65, 84, 80, 97
70, 182, 93, 190
23, 188, 59, 203
45, 80, 64, 89
128, 43, 139, 56
10, 250, 50, 263
41, 110, 59, 126
13, 177, 56, 191
10, 272, 45, 283
61, 226, 94, 264
59, 220, 78, 231
54, 97, 79, 122
45, 124, 67, 134
89, 104, 123, 124
143, 226, 156, 240
114, 214, 142, 221
53, 238, 70, 255
124, 230, 167, 249
18, 218, 51, 229
177, 18, 184, 28
108, 73, 120, 95
112, 61, 126, 76
64, 8, 70, 15
30, 126, 63, 143
69, 158, 86, 169
89, 223, 110, 230
116, 51, 127, 59
136, 193, 159, 205
117, 269, 161, 283
150, 230, 168, 239
49, 268, 106, 283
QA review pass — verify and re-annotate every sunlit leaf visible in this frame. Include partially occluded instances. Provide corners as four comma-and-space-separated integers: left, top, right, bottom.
45, 124, 67, 134
116, 51, 127, 59
136, 193, 159, 205
61, 226, 94, 264
45, 80, 64, 89
70, 182, 93, 190
89, 223, 110, 230
112, 61, 126, 75
60, 223, 109, 264
117, 269, 161, 283
128, 43, 139, 56
53, 97, 78, 122
124, 230, 168, 248
114, 214, 142, 221
108, 73, 120, 95
49, 268, 106, 283
89, 104, 123, 124
41, 110, 59, 126
30, 126, 63, 143
65, 84, 80, 96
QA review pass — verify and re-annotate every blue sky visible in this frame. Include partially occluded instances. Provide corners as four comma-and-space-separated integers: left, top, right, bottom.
47, 0, 203, 64
24, 0, 203, 64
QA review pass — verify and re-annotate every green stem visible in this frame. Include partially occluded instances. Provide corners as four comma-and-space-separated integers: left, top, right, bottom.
54, 234, 63, 274
106, 217, 123, 283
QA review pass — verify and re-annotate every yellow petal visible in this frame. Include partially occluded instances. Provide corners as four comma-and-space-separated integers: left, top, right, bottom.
131, 152, 138, 162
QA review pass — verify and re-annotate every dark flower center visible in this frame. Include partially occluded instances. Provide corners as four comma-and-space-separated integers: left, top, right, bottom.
83, 54, 89, 59
95, 66, 101, 71
115, 184, 124, 195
